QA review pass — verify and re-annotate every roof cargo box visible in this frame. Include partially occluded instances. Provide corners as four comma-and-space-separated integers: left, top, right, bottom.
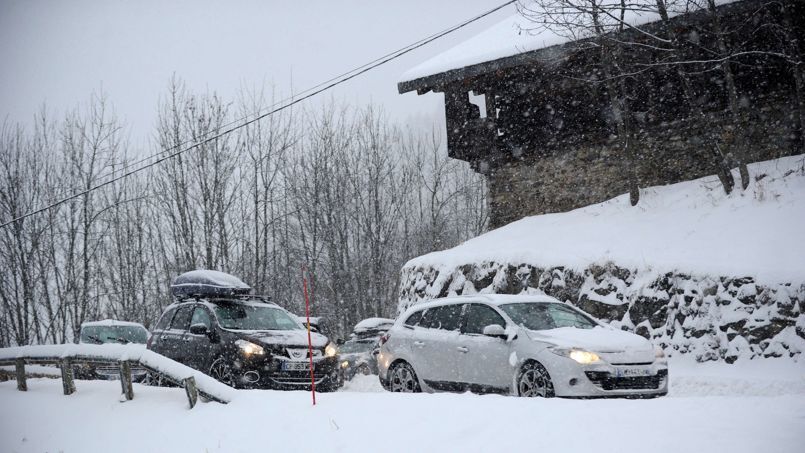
171, 270, 251, 299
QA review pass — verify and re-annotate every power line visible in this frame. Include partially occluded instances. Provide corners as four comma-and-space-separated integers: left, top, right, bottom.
1, 0, 516, 230
91, 0, 514, 185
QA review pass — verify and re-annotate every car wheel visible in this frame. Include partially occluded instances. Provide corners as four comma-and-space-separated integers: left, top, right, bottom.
357, 364, 371, 376
388, 361, 421, 393
517, 361, 555, 398
209, 357, 237, 388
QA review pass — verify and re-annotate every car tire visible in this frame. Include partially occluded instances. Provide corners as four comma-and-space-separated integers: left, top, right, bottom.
357, 364, 371, 376
517, 361, 555, 398
388, 361, 421, 393
209, 357, 237, 388
317, 381, 338, 393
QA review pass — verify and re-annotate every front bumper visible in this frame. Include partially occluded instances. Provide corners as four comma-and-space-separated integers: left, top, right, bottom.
233, 355, 342, 390
549, 357, 668, 398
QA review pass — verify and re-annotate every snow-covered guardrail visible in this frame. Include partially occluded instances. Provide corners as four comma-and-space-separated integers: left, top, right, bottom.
0, 344, 235, 407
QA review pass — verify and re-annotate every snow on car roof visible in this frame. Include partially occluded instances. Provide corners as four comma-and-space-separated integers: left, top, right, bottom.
353, 317, 395, 332
402, 294, 562, 317
81, 319, 147, 329
171, 270, 251, 299
399, 0, 740, 88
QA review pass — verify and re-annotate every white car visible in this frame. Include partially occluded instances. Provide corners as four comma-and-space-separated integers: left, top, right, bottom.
378, 294, 668, 398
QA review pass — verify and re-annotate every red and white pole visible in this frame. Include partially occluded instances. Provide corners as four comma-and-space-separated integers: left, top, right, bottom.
301, 266, 316, 405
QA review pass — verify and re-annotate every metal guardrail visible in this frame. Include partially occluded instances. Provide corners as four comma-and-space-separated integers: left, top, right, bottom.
0, 355, 227, 408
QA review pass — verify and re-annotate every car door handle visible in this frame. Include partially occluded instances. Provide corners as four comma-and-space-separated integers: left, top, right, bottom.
413, 341, 425, 347
456, 346, 469, 353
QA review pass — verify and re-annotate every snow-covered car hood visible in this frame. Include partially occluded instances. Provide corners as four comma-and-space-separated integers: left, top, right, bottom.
240, 330, 329, 349
526, 326, 655, 363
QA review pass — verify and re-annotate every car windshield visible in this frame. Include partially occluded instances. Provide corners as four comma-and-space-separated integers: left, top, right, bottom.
500, 302, 597, 331
339, 340, 375, 353
214, 303, 301, 331
80, 326, 148, 344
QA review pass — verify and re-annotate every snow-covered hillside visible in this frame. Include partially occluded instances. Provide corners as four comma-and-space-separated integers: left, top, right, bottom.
400, 156, 805, 361
406, 156, 805, 282
1, 358, 803, 453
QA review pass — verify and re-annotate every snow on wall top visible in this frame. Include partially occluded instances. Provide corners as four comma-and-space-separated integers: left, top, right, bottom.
404, 155, 805, 284
399, 0, 739, 87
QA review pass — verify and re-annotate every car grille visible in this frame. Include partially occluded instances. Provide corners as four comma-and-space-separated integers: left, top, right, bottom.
285, 348, 322, 360
268, 370, 329, 386
585, 369, 667, 391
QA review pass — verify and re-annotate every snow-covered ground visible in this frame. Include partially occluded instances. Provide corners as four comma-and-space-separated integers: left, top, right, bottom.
2, 358, 802, 453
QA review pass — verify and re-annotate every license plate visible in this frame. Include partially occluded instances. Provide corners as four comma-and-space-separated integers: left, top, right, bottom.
616, 368, 651, 378
281, 361, 310, 371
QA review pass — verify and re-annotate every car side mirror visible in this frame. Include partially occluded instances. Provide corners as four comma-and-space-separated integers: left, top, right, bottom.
189, 323, 209, 335
336, 338, 345, 345
482, 324, 506, 339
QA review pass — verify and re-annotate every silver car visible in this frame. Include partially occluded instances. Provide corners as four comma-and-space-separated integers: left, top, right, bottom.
378, 294, 668, 398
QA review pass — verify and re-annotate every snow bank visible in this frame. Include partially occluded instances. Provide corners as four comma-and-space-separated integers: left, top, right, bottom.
406, 156, 805, 283
0, 344, 236, 402
1, 360, 803, 453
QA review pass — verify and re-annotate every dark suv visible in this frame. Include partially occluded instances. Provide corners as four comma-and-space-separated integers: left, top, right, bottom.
147, 271, 341, 390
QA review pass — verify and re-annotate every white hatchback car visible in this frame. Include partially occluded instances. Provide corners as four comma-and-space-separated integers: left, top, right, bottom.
378, 294, 668, 398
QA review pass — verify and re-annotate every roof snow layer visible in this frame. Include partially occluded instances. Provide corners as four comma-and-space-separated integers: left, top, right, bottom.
404, 155, 805, 284
399, 0, 739, 87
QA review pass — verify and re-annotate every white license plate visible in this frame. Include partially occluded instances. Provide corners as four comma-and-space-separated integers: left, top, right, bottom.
281, 361, 310, 371
616, 368, 651, 378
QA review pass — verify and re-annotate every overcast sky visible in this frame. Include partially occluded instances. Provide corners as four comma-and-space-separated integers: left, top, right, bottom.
1, 0, 511, 149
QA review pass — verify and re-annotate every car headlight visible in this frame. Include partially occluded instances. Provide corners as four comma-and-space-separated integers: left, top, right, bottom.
550, 347, 601, 364
325, 342, 338, 358
236, 339, 265, 357
341, 360, 349, 369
